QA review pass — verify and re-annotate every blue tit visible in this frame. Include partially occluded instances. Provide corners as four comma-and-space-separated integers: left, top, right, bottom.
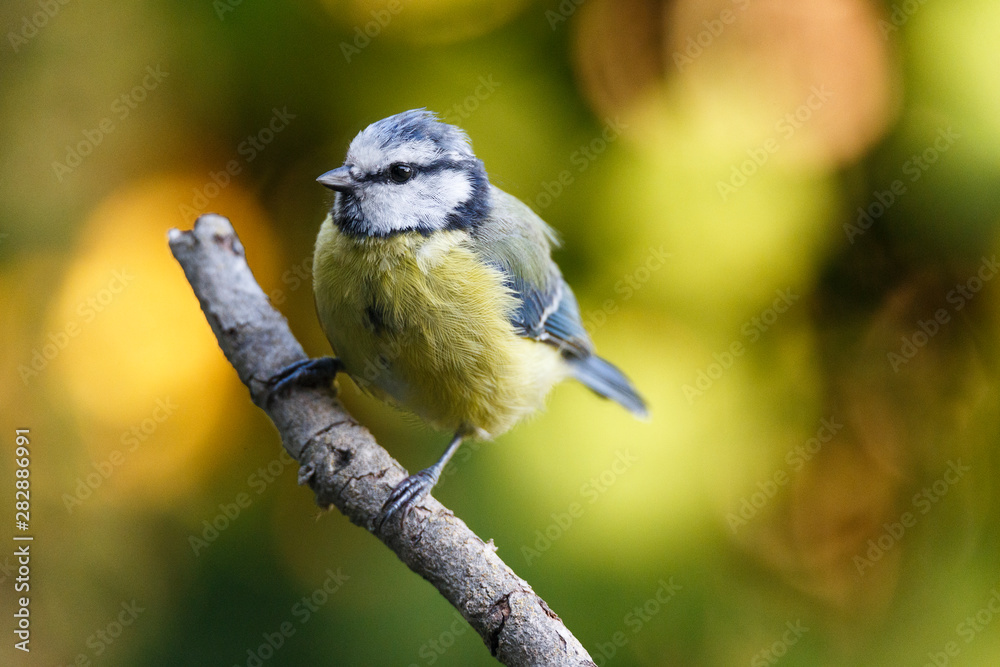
273, 109, 646, 528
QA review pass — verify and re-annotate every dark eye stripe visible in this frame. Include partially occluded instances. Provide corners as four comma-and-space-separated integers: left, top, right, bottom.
354, 157, 474, 185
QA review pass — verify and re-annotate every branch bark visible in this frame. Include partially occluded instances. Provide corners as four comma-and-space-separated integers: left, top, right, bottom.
168, 214, 596, 667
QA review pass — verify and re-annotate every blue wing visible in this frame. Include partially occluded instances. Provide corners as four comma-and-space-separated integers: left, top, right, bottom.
506, 274, 647, 418
506, 274, 593, 359
471, 187, 648, 418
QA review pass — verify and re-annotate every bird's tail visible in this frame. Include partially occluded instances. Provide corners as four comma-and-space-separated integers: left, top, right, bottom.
568, 355, 649, 419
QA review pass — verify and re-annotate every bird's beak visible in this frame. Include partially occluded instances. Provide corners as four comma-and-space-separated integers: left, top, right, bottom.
317, 167, 354, 193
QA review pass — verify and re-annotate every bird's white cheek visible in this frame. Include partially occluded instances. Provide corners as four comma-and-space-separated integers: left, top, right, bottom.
361, 184, 424, 234
431, 171, 474, 213
362, 171, 474, 234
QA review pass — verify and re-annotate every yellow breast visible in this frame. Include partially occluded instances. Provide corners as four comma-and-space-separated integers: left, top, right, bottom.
312, 215, 564, 437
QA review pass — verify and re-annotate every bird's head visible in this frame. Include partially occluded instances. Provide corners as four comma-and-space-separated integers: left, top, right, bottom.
319, 109, 492, 237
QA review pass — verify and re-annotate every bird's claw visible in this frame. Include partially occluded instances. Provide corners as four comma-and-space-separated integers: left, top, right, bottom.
266, 357, 343, 401
375, 469, 438, 532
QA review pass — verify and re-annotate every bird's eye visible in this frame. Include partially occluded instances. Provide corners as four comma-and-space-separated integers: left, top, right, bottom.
388, 163, 413, 183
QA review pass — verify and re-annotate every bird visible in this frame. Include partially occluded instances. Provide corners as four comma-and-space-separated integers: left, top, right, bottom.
271, 109, 647, 530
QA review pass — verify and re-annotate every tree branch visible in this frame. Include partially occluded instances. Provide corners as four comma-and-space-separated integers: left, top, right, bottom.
168, 214, 596, 667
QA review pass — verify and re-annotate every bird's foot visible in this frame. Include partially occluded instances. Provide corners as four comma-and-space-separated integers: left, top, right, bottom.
266, 357, 343, 402
375, 468, 440, 532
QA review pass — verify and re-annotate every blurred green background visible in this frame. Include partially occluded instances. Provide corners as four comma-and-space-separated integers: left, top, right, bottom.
3, 0, 1000, 665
